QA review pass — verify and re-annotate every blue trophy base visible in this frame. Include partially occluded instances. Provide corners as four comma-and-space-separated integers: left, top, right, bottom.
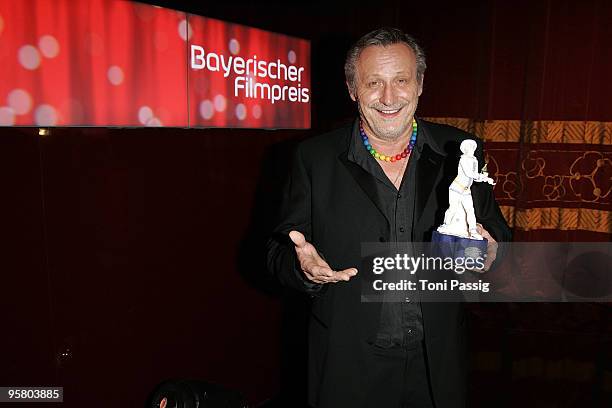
431, 230, 488, 261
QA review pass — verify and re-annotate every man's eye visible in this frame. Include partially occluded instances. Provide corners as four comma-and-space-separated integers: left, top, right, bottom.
397, 79, 408, 85
368, 81, 380, 87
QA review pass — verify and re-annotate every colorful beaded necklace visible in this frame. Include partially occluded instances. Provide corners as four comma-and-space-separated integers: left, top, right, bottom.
360, 119, 417, 162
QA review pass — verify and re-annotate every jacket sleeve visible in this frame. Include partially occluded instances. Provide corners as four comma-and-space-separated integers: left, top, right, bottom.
265, 143, 323, 294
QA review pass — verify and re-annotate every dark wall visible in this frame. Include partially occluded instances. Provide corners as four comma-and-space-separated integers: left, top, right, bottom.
1, 127, 308, 406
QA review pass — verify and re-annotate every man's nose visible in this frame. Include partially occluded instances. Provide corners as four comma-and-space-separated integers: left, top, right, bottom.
380, 83, 396, 106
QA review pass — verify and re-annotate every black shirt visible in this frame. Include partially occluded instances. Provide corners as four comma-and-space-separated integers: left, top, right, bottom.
347, 119, 424, 349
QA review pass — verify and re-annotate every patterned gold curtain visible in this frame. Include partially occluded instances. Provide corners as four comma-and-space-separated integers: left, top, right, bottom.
423, 118, 611, 237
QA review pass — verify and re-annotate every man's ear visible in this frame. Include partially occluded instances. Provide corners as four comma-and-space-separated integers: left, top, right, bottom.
346, 81, 357, 102
418, 74, 424, 97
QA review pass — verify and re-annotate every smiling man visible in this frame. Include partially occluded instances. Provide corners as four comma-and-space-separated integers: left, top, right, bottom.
267, 28, 510, 408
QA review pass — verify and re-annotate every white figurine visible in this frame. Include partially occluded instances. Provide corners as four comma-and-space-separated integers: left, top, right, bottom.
437, 139, 495, 240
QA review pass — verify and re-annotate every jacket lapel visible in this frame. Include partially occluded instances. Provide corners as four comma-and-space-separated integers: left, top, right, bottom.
338, 153, 391, 229
415, 140, 445, 225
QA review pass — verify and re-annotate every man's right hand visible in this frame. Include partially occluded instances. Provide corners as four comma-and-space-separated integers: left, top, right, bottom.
289, 230, 358, 284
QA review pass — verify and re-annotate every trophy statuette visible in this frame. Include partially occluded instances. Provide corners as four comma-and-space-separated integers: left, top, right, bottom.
432, 139, 496, 265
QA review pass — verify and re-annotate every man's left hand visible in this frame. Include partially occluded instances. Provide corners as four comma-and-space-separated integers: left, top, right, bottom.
473, 223, 498, 273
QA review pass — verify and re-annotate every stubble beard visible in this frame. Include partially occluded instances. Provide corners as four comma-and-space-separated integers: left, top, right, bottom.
358, 103, 416, 142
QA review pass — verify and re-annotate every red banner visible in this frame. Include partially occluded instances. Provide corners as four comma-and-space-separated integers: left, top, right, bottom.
0, 0, 311, 129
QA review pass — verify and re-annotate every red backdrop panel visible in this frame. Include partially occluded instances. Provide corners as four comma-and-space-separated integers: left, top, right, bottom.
187, 15, 311, 128
0, 0, 188, 126
0, 0, 311, 128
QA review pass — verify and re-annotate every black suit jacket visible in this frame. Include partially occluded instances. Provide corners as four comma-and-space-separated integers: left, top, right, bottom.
266, 118, 511, 408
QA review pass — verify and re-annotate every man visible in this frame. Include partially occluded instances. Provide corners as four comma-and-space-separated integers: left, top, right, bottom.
266, 27, 510, 408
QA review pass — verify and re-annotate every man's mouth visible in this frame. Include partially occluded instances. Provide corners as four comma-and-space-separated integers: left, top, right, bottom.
376, 107, 402, 118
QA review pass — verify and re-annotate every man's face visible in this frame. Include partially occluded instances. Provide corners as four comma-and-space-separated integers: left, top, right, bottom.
349, 43, 423, 141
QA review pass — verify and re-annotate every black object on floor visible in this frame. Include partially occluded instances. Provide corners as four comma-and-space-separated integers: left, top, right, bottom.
148, 379, 248, 408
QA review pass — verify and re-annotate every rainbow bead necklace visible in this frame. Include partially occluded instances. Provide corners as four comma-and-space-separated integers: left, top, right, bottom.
360, 119, 417, 162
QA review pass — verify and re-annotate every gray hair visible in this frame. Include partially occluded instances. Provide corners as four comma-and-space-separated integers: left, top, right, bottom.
345, 27, 427, 94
